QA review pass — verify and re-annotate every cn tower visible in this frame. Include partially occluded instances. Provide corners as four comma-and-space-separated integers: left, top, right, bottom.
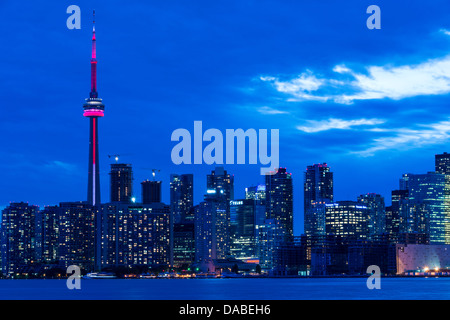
83, 11, 104, 206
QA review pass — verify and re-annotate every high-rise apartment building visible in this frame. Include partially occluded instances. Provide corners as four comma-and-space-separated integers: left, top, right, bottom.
98, 202, 170, 268
58, 202, 95, 271
39, 205, 59, 264
1, 202, 39, 275
195, 191, 229, 272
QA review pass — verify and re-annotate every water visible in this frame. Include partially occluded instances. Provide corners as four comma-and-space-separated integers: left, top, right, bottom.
1, 278, 450, 300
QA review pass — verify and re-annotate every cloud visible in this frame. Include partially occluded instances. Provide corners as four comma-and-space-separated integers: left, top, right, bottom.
260, 72, 328, 102
45, 160, 78, 174
297, 118, 384, 133
261, 54, 450, 104
440, 29, 450, 36
296, 117, 450, 157
257, 106, 289, 115
355, 120, 450, 156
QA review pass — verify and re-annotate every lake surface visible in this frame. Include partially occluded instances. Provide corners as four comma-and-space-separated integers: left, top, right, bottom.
1, 277, 450, 300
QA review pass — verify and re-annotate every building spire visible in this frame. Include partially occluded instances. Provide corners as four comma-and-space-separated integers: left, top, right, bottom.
90, 10, 97, 98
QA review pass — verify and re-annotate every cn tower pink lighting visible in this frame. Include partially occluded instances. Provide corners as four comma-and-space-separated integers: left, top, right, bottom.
83, 109, 104, 117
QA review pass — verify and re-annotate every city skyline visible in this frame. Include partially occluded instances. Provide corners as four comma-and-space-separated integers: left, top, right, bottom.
4, 1, 450, 238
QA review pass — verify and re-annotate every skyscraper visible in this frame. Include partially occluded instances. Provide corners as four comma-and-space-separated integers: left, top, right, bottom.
256, 218, 282, 270
170, 174, 194, 224
325, 201, 370, 240
265, 167, 294, 241
207, 167, 234, 202
357, 193, 386, 238
98, 202, 170, 268
40, 205, 59, 264
399, 173, 410, 191
195, 192, 229, 272
194, 167, 234, 272
1, 202, 39, 275
401, 172, 450, 244
435, 152, 450, 174
170, 174, 195, 269
386, 189, 408, 238
245, 185, 266, 204
230, 199, 265, 260
58, 202, 95, 271
141, 180, 162, 204
304, 163, 333, 237
110, 163, 133, 203
84, 12, 105, 206
172, 222, 195, 269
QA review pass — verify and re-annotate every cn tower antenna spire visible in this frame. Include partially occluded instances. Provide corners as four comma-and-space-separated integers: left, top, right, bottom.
93, 10, 96, 36
90, 10, 97, 98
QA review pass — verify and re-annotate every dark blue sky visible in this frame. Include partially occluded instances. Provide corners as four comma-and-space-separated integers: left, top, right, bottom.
2, 1, 450, 235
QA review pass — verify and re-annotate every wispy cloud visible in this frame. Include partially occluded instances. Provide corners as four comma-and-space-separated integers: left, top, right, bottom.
260, 72, 329, 102
440, 29, 450, 36
355, 120, 450, 156
297, 118, 384, 133
44, 160, 78, 174
261, 54, 450, 104
257, 106, 289, 115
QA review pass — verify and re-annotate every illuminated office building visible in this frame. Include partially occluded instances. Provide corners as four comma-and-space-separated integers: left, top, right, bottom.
265, 168, 294, 241
325, 201, 370, 240
170, 174, 194, 223
256, 218, 283, 270
173, 222, 195, 269
170, 174, 195, 268
230, 199, 265, 260
245, 185, 266, 204
304, 163, 333, 238
357, 193, 386, 238
435, 152, 450, 174
207, 166, 234, 203
386, 189, 408, 238
401, 172, 450, 244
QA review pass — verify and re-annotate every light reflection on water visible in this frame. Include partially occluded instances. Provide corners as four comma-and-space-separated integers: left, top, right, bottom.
0, 278, 449, 300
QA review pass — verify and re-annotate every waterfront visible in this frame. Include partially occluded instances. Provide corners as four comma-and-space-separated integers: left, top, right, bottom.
1, 277, 450, 300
